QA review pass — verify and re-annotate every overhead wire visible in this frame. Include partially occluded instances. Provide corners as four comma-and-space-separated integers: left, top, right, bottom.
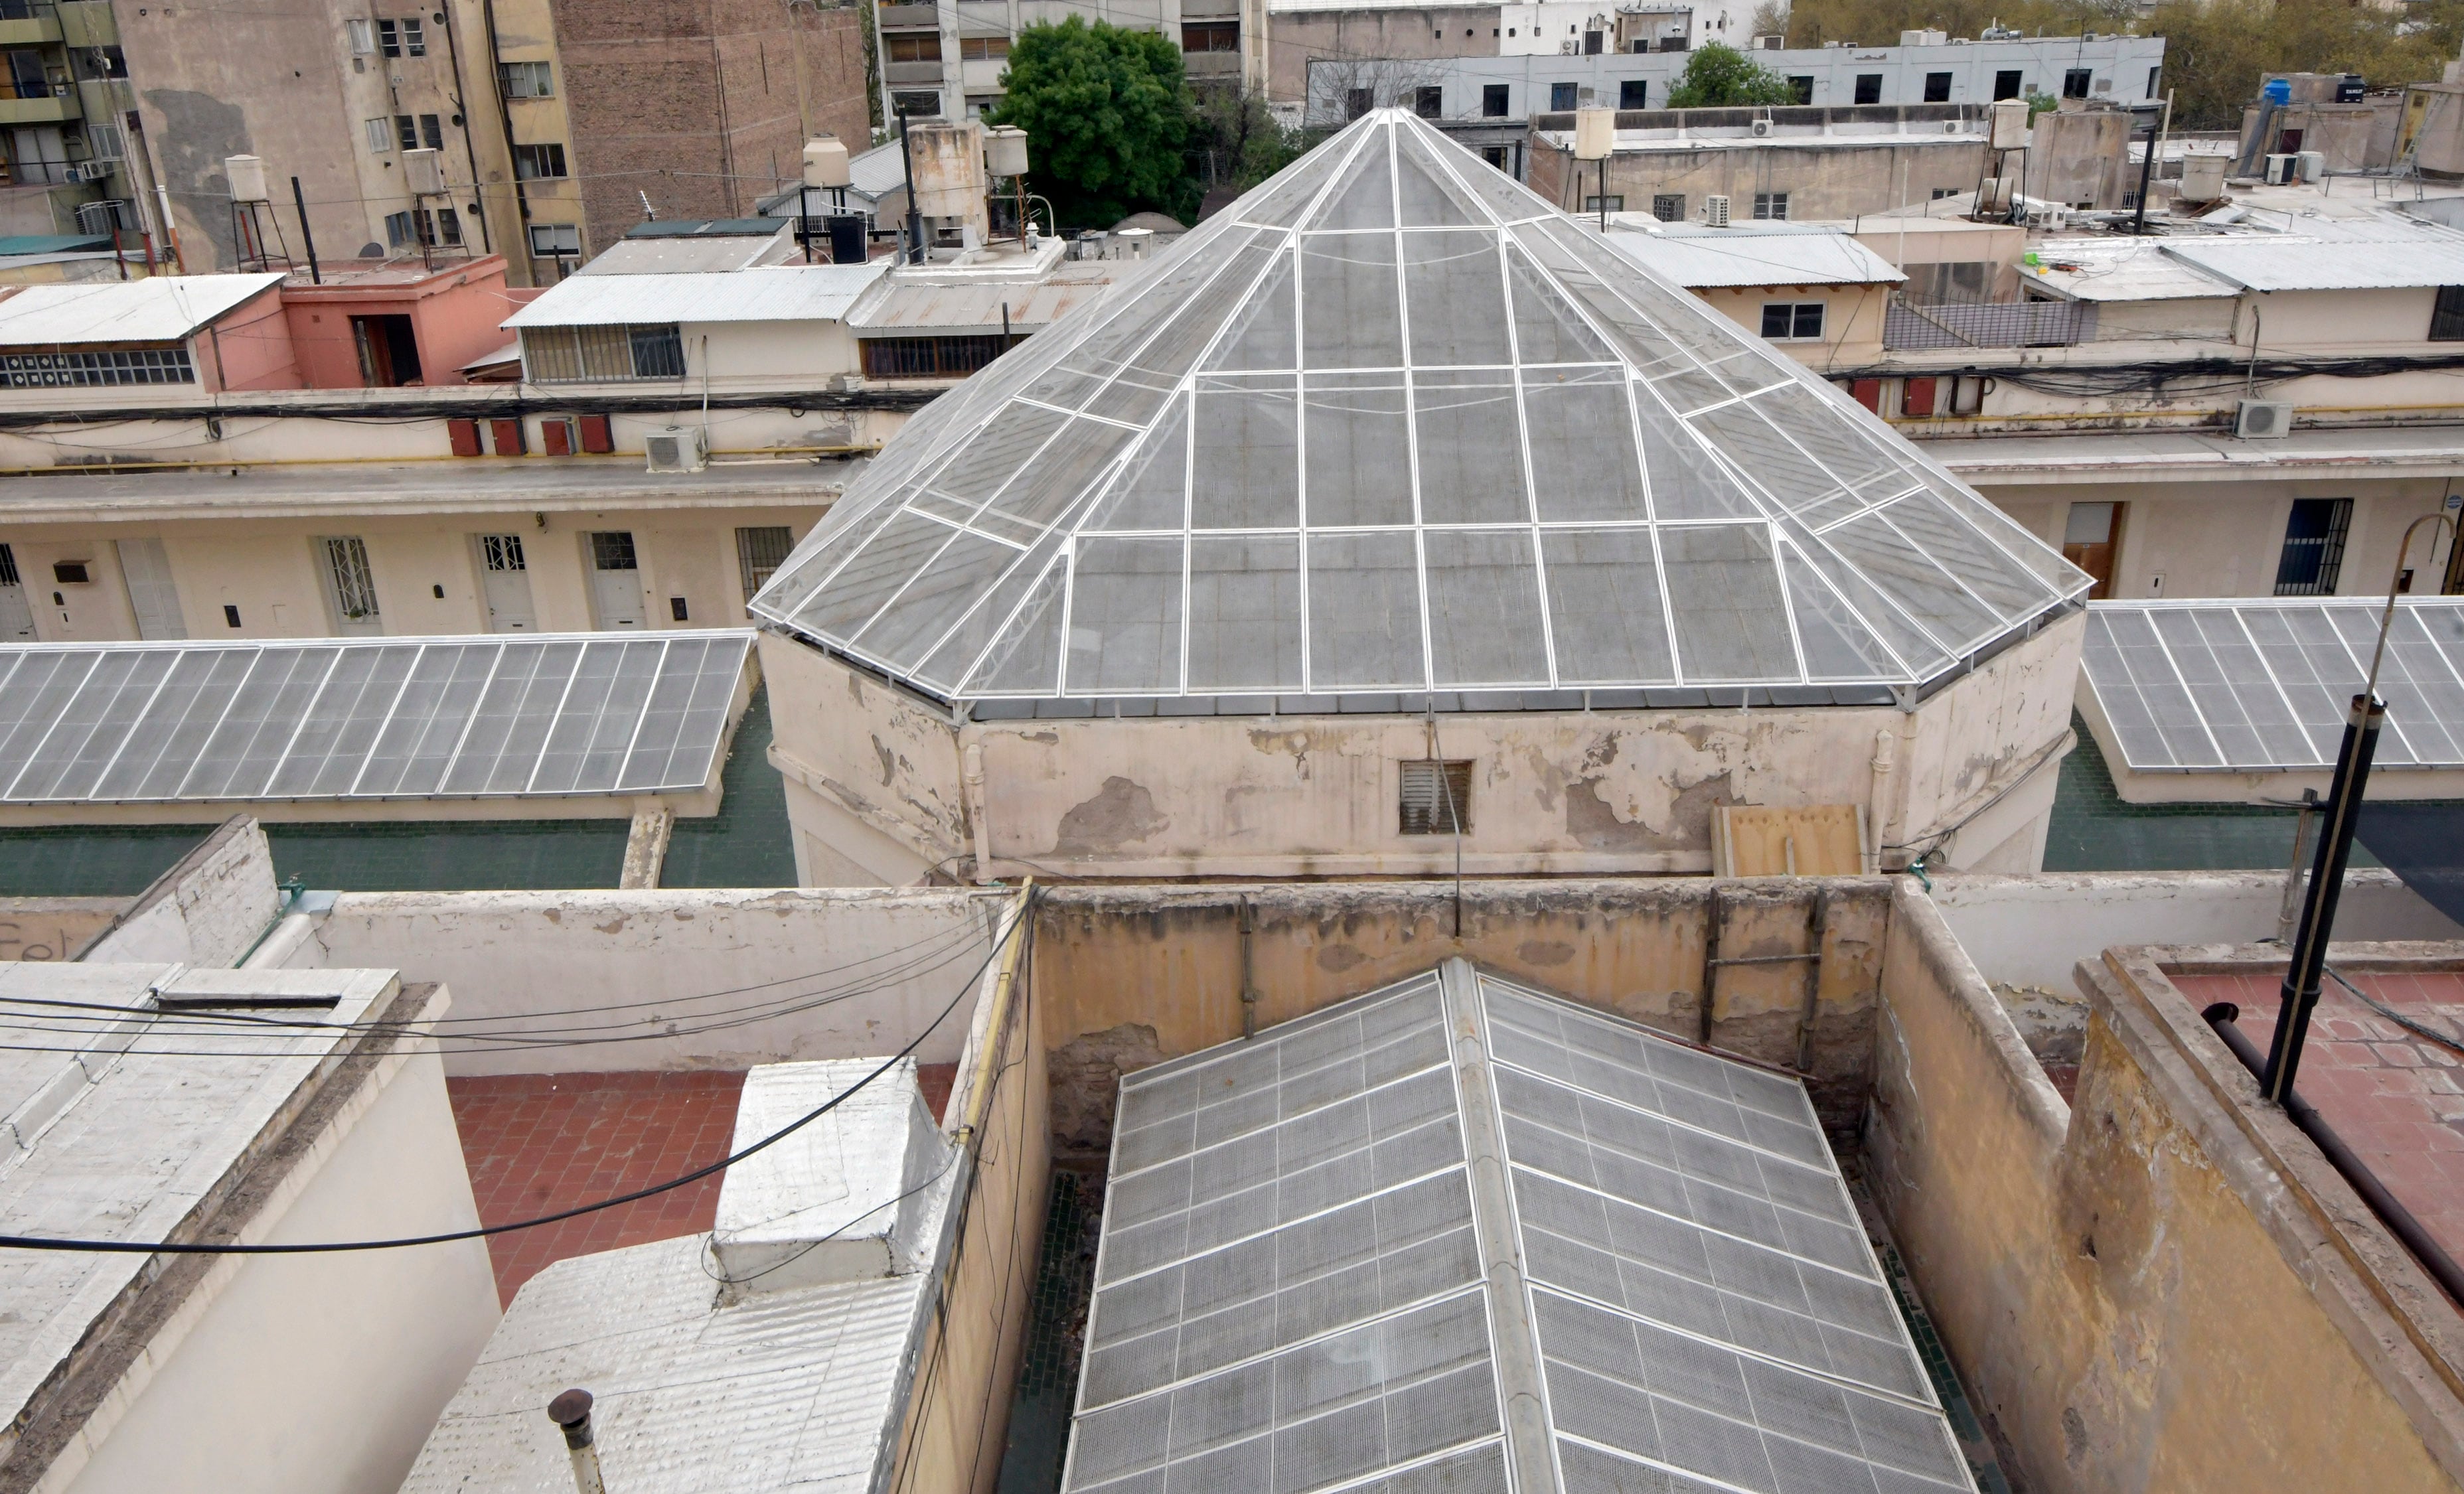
0, 887, 1039, 1256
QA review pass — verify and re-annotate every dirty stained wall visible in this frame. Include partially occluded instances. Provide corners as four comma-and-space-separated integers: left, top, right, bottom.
1865, 887, 2464, 1493
763, 612, 2080, 883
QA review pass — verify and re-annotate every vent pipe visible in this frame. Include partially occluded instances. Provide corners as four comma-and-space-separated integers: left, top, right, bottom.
548, 1388, 607, 1494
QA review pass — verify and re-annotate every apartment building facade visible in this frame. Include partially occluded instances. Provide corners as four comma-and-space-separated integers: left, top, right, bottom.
112, 0, 870, 289
0, 0, 151, 239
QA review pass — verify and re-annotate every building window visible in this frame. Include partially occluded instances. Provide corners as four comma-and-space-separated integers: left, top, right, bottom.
961, 35, 1012, 58
529, 222, 581, 257
1482, 145, 1508, 168
1760, 301, 1823, 340
1413, 85, 1442, 119
1752, 191, 1788, 220
1398, 759, 1472, 835
2063, 67, 2091, 99
2433, 285, 2464, 340
1854, 72, 1881, 104
396, 114, 419, 151
365, 117, 392, 153
1652, 192, 1683, 220
1177, 23, 1233, 52
319, 536, 381, 625
1347, 87, 1373, 119
1, 346, 194, 387
591, 531, 639, 571
345, 17, 374, 53
1618, 78, 1646, 109
377, 17, 424, 56
1582, 194, 1624, 212
1483, 83, 1509, 117
522, 323, 686, 381
860, 335, 1009, 378
384, 210, 415, 248
482, 534, 527, 572
1994, 69, 2023, 100
85, 45, 126, 79
890, 89, 941, 117
2274, 498, 2353, 596
1551, 82, 1577, 111
737, 526, 794, 601
886, 33, 941, 61
1923, 71, 1951, 102
420, 113, 443, 149
415, 206, 462, 247
499, 60, 553, 97
2147, 64, 2161, 99
1788, 75, 1812, 104
513, 143, 568, 179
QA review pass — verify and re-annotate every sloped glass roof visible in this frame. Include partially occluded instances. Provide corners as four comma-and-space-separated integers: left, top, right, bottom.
1063, 960, 1978, 1494
751, 109, 2084, 709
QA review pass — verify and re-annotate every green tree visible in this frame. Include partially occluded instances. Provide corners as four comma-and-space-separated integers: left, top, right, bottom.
989, 17, 1198, 228
1663, 42, 1804, 107
1194, 86, 1304, 198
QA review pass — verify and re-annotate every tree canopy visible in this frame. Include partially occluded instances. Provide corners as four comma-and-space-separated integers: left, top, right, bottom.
1663, 42, 1802, 107
990, 17, 1198, 228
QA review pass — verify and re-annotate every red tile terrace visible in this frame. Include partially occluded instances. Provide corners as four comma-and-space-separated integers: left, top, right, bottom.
449, 1064, 957, 1304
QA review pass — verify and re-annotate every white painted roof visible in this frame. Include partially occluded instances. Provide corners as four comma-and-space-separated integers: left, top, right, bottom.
399, 1235, 928, 1494
1604, 224, 1906, 289
2019, 241, 2239, 303
2159, 234, 2464, 292
0, 962, 398, 1442
578, 231, 799, 276
504, 263, 889, 328
0, 273, 283, 346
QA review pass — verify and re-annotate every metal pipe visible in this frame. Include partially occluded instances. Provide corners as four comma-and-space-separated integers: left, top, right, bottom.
2264, 691, 2382, 1101
290, 176, 321, 284
2275, 787, 2318, 944
547, 1388, 607, 1494
2203, 1003, 2464, 1311
896, 105, 925, 266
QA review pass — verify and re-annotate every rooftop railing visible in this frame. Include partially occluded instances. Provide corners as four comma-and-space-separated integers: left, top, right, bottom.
1884, 297, 2096, 350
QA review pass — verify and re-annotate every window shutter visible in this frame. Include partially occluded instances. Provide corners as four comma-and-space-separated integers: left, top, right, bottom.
1399, 759, 1472, 835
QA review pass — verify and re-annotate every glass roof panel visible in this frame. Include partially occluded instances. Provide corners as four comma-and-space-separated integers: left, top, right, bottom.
1062, 964, 1977, 1494
753, 109, 2086, 704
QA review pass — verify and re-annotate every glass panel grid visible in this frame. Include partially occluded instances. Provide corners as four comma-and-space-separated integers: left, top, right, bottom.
751, 110, 2087, 704
2084, 599, 2464, 775
0, 633, 750, 803
1062, 963, 1978, 1494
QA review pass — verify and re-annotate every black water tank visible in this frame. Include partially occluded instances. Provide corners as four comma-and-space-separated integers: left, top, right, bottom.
826, 214, 868, 263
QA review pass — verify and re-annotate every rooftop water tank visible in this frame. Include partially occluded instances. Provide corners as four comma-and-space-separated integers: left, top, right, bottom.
2262, 77, 2293, 106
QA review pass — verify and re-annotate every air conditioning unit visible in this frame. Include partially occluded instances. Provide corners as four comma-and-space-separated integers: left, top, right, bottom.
2263, 153, 2297, 185
1753, 33, 1784, 48
1704, 193, 1731, 226
644, 425, 708, 473
1943, 118, 1961, 133
1750, 118, 1773, 136
2234, 399, 2293, 439
68, 161, 115, 183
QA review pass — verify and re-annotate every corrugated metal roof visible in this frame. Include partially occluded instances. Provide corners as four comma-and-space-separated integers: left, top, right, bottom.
504, 264, 888, 327
847, 273, 1119, 334
578, 233, 799, 277
1602, 225, 1906, 289
2161, 234, 2464, 292
850, 139, 911, 199
399, 1235, 927, 1494
0, 273, 283, 346
2021, 242, 2239, 303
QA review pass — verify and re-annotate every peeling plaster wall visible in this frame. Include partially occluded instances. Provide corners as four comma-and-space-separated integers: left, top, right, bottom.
1027, 879, 1896, 1162
80, 818, 280, 968
761, 615, 2078, 884
297, 887, 1003, 1075
1865, 883, 2464, 1493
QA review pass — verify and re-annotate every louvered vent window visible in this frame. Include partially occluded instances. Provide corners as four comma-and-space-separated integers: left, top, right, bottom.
1399, 759, 1472, 835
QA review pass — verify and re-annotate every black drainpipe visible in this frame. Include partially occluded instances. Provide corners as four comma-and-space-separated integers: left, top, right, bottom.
2202, 1002, 2464, 1311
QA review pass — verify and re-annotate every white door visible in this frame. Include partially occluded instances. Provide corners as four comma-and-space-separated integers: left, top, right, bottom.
317, 535, 384, 636
116, 537, 187, 639
475, 534, 537, 633
587, 531, 645, 629
0, 544, 33, 641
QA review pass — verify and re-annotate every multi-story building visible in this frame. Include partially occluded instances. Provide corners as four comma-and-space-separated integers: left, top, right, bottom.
111, 0, 870, 288
0, 0, 151, 240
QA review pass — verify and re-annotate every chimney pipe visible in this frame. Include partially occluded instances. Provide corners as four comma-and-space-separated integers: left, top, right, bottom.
548, 1388, 607, 1494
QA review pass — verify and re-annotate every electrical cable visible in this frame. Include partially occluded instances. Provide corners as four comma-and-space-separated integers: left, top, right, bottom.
0, 889, 1035, 1256
2324, 962, 2464, 1059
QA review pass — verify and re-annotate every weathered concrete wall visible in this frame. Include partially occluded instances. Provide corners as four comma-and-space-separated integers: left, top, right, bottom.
0, 899, 125, 962
297, 886, 1005, 1075
79, 817, 279, 968
1028, 877, 1895, 1160
765, 612, 2080, 883
1866, 881, 2464, 1493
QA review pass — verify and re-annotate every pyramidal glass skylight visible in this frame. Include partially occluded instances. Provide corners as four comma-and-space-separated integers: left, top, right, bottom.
751, 109, 2085, 707
1063, 960, 1979, 1494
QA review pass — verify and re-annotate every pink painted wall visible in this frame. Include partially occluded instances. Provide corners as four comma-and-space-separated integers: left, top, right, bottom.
195, 287, 303, 393
278, 257, 516, 389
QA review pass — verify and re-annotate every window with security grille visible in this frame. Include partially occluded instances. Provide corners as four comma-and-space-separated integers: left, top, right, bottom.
737, 526, 794, 601
1752, 190, 1788, 219
1399, 759, 1472, 834
860, 335, 1009, 379
2433, 285, 2464, 341
522, 323, 684, 381
591, 532, 639, 571
1652, 192, 1684, 220
2274, 498, 2352, 596
319, 536, 380, 623
2, 347, 193, 387
481, 534, 527, 572
0, 542, 18, 587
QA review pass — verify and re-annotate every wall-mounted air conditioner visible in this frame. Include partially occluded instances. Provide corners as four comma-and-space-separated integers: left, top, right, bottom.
645, 426, 709, 473
1750, 118, 1772, 136
1753, 33, 1784, 48
1942, 119, 1961, 133
1704, 193, 1731, 226
2234, 399, 2293, 439
2262, 153, 2297, 185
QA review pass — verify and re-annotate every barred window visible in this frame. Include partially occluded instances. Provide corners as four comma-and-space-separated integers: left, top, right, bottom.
736, 526, 793, 601
2, 346, 195, 387
521, 324, 685, 381
860, 335, 1008, 378
1398, 759, 1472, 835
